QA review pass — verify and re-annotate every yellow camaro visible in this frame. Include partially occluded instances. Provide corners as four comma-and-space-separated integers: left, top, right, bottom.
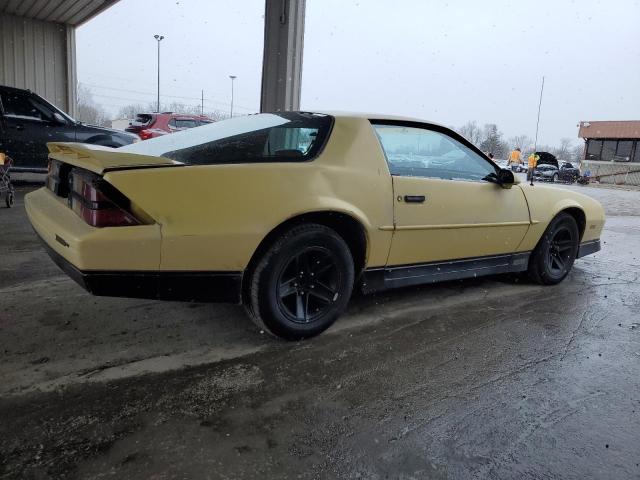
25, 112, 604, 339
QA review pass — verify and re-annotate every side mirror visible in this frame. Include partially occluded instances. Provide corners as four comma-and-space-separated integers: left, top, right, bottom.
52, 112, 67, 125
497, 168, 515, 188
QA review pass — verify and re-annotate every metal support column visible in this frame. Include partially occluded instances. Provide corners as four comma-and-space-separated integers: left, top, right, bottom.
260, 0, 306, 112
65, 25, 78, 118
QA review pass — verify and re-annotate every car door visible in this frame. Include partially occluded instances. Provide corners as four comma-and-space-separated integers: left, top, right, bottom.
0, 90, 75, 169
372, 122, 531, 266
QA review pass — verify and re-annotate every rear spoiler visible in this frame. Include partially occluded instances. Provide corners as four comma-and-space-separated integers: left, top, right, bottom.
47, 142, 182, 175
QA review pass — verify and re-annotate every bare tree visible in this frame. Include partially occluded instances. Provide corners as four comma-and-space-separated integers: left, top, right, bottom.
553, 137, 574, 161
571, 144, 585, 163
507, 135, 532, 152
76, 84, 110, 126
116, 101, 229, 121
116, 103, 148, 120
457, 121, 482, 146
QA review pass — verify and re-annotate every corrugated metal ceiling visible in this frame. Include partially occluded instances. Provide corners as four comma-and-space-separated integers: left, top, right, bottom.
0, 0, 119, 26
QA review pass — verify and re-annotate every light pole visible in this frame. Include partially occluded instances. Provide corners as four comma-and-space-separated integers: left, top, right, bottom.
154, 34, 164, 112
229, 75, 237, 118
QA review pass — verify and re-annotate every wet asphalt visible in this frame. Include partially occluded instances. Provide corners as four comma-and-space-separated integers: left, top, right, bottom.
1, 184, 639, 479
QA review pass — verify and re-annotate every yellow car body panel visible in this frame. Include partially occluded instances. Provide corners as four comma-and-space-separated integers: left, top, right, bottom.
104, 116, 395, 271
517, 183, 605, 250
388, 176, 531, 265
25, 187, 161, 271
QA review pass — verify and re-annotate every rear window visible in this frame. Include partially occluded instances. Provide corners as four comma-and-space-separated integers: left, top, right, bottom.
120, 112, 333, 164
130, 114, 153, 126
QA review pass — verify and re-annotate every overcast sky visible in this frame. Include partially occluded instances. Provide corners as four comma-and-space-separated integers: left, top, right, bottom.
77, 0, 640, 147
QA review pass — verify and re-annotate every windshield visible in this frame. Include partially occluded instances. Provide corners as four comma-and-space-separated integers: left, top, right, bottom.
120, 112, 332, 164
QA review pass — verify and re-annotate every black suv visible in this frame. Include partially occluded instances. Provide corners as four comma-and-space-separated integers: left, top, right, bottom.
0, 85, 137, 171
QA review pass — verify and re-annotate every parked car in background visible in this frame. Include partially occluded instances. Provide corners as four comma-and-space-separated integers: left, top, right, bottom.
533, 164, 560, 182
125, 112, 214, 140
533, 162, 581, 183
535, 151, 559, 168
0, 85, 137, 171
25, 112, 604, 340
558, 162, 581, 182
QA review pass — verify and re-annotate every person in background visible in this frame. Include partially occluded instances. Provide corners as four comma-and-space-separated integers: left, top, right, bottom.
527, 151, 540, 182
507, 147, 522, 172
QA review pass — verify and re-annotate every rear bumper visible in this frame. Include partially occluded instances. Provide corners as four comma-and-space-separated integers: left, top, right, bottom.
26, 187, 242, 303
37, 232, 242, 303
577, 239, 601, 258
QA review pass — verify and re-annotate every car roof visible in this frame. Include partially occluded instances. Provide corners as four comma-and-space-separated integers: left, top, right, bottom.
316, 110, 446, 126
0, 84, 30, 93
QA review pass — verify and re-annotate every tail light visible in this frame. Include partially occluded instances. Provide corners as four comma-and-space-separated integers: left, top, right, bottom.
68, 171, 143, 227
137, 129, 155, 140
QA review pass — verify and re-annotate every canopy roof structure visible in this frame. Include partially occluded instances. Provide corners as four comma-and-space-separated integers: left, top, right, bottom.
0, 0, 119, 26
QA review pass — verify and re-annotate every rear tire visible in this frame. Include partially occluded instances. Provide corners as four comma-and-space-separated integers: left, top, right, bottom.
528, 213, 579, 285
245, 224, 355, 340
5, 187, 14, 208
552, 173, 559, 183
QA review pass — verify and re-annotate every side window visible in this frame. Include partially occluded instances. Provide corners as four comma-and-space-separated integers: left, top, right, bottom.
1, 91, 51, 121
264, 127, 318, 157
176, 119, 197, 129
373, 124, 495, 181
168, 118, 177, 129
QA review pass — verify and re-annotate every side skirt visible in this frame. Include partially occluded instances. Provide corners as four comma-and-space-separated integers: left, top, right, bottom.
360, 252, 531, 294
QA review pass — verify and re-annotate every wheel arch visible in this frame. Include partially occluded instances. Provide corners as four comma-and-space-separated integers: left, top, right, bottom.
241, 210, 368, 303
559, 206, 586, 241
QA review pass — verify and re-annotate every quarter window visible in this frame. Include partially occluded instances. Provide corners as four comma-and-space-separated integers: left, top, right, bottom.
373, 124, 495, 181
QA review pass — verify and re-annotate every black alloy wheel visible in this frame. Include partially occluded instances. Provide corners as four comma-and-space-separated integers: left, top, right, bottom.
545, 226, 575, 278
246, 223, 355, 340
276, 246, 341, 324
528, 213, 579, 285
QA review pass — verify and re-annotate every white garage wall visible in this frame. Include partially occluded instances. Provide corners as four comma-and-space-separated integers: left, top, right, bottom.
0, 12, 76, 115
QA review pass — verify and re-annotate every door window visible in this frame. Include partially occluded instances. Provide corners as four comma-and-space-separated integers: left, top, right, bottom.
175, 119, 198, 129
1, 92, 54, 122
373, 124, 495, 181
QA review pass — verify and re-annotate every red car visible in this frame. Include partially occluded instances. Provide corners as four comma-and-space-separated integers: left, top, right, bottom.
125, 112, 214, 140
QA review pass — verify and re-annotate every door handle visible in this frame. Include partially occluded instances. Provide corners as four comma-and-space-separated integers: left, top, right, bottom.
404, 195, 426, 203
13, 124, 24, 131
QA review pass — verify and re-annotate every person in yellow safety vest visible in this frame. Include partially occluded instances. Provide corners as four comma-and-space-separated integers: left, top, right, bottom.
527, 152, 540, 182
507, 147, 522, 172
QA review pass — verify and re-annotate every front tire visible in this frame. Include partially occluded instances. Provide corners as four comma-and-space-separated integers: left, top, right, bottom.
528, 213, 579, 285
246, 224, 355, 340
